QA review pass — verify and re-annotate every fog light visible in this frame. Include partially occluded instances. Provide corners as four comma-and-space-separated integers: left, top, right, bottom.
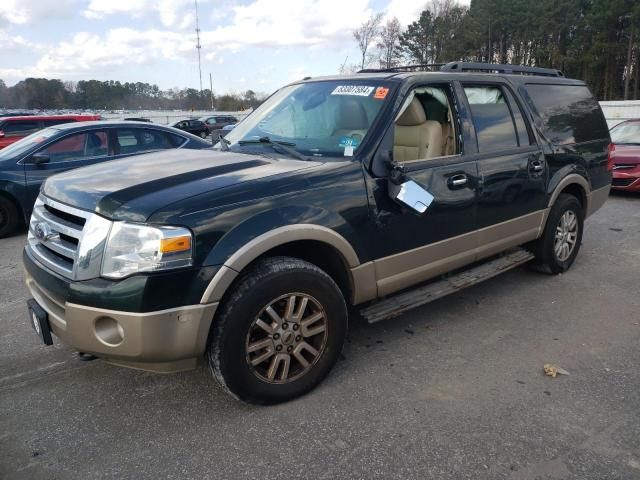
95, 316, 124, 346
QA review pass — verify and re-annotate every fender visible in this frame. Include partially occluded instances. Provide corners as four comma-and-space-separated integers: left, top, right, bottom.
547, 171, 590, 210
200, 223, 372, 304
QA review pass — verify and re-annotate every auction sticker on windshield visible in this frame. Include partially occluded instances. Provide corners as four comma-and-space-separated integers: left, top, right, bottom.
331, 85, 375, 96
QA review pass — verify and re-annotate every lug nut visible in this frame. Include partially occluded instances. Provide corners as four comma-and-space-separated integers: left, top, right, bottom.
287, 346, 293, 353
282, 323, 289, 329
276, 345, 283, 351
295, 335, 301, 342
292, 324, 299, 331
273, 333, 280, 340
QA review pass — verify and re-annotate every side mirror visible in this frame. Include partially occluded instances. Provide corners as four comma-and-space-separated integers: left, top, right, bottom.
389, 179, 434, 214
31, 152, 50, 165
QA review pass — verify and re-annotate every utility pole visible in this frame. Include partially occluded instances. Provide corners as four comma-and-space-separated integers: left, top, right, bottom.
195, 0, 203, 94
209, 72, 214, 110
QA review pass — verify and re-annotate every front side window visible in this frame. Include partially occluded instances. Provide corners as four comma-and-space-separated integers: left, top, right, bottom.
609, 122, 640, 145
464, 86, 519, 153
393, 85, 458, 163
42, 131, 108, 163
220, 80, 394, 158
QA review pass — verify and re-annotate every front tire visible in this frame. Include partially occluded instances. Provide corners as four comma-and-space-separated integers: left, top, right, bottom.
207, 256, 348, 404
532, 193, 584, 274
0, 196, 20, 239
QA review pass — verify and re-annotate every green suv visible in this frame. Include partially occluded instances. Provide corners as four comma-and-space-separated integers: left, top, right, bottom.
23, 63, 612, 404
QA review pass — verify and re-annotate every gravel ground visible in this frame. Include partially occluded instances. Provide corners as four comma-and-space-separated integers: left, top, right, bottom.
1, 192, 639, 480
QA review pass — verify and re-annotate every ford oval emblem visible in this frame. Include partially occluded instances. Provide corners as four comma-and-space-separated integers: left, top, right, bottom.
34, 222, 59, 242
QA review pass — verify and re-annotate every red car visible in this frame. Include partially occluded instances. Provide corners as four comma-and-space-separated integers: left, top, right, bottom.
610, 119, 640, 192
0, 114, 101, 149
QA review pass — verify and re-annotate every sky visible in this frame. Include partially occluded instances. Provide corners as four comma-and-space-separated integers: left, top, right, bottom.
1, 0, 470, 95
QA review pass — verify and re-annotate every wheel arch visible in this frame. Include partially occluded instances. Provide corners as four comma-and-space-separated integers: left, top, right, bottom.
200, 224, 376, 306
547, 173, 589, 213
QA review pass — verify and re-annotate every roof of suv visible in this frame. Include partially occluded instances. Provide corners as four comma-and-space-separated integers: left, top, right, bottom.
294, 62, 586, 87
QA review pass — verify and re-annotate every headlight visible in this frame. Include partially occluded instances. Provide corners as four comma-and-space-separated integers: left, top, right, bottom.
101, 222, 193, 279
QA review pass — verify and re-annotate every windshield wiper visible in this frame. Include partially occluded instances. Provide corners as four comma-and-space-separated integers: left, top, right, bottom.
237, 136, 309, 161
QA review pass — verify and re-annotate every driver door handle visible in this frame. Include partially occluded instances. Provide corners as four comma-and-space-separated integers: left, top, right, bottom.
448, 174, 468, 188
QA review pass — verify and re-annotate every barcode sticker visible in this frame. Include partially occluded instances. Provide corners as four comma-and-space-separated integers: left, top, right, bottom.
331, 85, 375, 96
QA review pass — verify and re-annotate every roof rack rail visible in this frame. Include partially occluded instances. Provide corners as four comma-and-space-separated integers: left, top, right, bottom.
440, 62, 564, 77
358, 64, 444, 73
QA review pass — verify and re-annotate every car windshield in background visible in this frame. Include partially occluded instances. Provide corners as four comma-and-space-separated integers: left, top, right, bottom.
610, 122, 640, 145
219, 81, 394, 158
0, 127, 59, 160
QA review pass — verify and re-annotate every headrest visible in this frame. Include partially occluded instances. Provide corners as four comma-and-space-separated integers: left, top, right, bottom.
397, 98, 427, 126
335, 99, 369, 130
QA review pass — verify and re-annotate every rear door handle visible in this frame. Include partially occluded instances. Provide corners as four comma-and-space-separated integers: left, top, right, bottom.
448, 174, 468, 188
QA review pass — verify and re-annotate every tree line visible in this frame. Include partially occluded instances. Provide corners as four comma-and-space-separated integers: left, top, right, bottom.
352, 0, 640, 100
0, 78, 266, 111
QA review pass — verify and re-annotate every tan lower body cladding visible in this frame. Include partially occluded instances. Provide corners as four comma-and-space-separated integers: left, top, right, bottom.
371, 210, 548, 297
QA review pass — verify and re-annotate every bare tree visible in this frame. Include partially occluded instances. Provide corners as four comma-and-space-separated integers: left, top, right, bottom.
377, 17, 403, 69
353, 13, 384, 70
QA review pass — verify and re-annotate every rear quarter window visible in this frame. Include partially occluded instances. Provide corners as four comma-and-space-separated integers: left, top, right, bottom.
524, 84, 609, 145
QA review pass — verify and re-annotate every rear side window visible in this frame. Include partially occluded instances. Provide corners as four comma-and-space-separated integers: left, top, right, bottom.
524, 84, 609, 145
464, 86, 519, 152
116, 128, 174, 154
43, 119, 76, 127
3, 120, 40, 135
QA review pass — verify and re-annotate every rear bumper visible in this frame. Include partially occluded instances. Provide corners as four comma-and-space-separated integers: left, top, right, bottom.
586, 184, 611, 217
25, 270, 218, 373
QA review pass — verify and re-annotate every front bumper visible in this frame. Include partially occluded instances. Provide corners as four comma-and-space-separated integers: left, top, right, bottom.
24, 250, 218, 373
612, 169, 640, 191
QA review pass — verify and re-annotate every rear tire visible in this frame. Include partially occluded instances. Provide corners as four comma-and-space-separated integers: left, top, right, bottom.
0, 196, 20, 239
207, 256, 348, 404
531, 193, 584, 274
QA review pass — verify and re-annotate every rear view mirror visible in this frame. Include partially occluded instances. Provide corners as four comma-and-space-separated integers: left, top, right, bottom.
389, 179, 434, 214
31, 152, 50, 165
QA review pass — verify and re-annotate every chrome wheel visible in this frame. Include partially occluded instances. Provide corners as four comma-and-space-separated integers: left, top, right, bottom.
245, 293, 328, 384
554, 210, 578, 262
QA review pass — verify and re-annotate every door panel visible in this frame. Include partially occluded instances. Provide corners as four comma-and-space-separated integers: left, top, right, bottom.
461, 83, 547, 230
367, 158, 478, 296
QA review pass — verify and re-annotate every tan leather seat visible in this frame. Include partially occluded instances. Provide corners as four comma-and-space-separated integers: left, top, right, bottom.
442, 124, 455, 156
333, 99, 369, 142
394, 98, 442, 162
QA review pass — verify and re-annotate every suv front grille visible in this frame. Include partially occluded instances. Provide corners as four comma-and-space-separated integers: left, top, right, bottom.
27, 196, 112, 280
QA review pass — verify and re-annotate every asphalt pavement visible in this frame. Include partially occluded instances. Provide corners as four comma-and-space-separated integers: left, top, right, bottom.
1, 192, 639, 479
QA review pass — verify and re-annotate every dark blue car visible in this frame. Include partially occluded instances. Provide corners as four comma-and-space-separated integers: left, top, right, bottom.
0, 121, 211, 237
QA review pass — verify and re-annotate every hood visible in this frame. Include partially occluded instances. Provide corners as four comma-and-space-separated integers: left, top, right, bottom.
43, 149, 316, 221
611, 144, 640, 165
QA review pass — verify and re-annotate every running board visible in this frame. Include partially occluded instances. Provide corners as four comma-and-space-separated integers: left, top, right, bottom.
360, 248, 535, 324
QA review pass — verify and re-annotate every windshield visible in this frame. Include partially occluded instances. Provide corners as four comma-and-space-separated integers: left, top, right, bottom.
610, 122, 640, 144
219, 80, 393, 158
0, 127, 59, 160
